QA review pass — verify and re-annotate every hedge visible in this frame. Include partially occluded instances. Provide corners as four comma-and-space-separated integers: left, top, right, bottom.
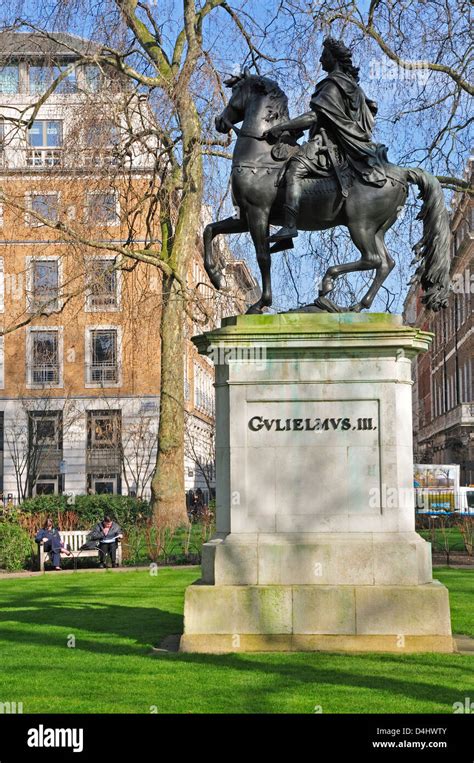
0, 523, 34, 571
19, 495, 152, 529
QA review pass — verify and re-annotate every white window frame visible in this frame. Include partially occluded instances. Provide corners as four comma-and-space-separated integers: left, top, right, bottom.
193, 361, 215, 417
33, 476, 60, 496
84, 255, 122, 312
85, 190, 120, 227
26, 326, 64, 389
88, 409, 122, 450
85, 325, 122, 388
26, 255, 63, 313
89, 475, 119, 495
0, 64, 20, 94
26, 120, 63, 149
25, 191, 60, 227
26, 120, 63, 168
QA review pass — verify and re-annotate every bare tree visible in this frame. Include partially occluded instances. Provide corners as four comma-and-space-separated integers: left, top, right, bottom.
184, 411, 215, 496
0, 1, 471, 526
120, 407, 158, 500
4, 391, 82, 501
0, 2, 275, 531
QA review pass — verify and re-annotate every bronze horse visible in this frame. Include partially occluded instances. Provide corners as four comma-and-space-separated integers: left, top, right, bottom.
203, 70, 450, 315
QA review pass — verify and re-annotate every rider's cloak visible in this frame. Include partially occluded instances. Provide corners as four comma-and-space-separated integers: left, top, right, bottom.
309, 71, 388, 186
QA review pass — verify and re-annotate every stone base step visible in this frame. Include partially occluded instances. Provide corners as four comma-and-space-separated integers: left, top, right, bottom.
180, 633, 454, 653
181, 580, 453, 653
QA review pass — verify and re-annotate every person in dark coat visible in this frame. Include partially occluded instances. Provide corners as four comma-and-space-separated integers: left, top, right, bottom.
35, 517, 69, 570
87, 515, 123, 568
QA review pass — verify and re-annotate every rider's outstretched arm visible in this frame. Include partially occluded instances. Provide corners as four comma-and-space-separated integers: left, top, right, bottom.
273, 111, 318, 133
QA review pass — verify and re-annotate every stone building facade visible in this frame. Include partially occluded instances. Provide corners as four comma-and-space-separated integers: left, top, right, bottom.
0, 31, 257, 503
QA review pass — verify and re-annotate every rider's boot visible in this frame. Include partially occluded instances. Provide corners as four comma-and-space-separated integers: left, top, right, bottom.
268, 183, 299, 242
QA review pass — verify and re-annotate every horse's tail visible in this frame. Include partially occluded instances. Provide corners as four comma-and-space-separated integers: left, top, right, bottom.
405, 167, 451, 311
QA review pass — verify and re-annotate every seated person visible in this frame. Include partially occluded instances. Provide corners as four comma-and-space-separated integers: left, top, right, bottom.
35, 517, 71, 571
87, 515, 123, 568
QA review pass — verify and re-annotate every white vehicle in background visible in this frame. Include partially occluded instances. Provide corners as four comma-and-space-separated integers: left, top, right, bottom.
457, 487, 474, 514
414, 464, 474, 514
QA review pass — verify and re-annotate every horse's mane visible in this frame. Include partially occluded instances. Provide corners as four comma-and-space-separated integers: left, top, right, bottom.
246, 75, 289, 123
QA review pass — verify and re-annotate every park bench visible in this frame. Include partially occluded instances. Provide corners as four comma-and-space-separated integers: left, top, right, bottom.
38, 530, 122, 572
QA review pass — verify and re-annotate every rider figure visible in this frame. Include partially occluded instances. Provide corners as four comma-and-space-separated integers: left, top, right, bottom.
266, 37, 388, 243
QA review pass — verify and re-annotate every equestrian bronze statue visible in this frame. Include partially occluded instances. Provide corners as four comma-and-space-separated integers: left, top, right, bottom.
203, 37, 451, 315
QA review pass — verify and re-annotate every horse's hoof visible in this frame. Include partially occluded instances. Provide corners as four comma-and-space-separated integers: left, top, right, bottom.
245, 303, 264, 315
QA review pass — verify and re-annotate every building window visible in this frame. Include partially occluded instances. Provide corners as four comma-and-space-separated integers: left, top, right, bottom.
83, 64, 102, 93
0, 64, 19, 94
55, 66, 77, 94
28, 193, 59, 225
27, 120, 62, 167
29, 65, 77, 95
86, 410, 122, 494
28, 411, 63, 497
193, 362, 215, 416
27, 328, 62, 387
28, 120, 62, 148
83, 121, 121, 167
85, 192, 119, 226
28, 258, 60, 312
29, 66, 51, 94
86, 258, 120, 311
84, 121, 119, 148
86, 328, 120, 385
88, 411, 121, 449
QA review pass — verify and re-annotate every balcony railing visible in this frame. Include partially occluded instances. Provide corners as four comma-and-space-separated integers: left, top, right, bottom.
26, 149, 62, 168
0, 148, 131, 172
35, 449, 62, 474
81, 149, 123, 168
30, 364, 60, 385
88, 362, 119, 384
419, 403, 474, 440
88, 293, 118, 310
86, 448, 122, 473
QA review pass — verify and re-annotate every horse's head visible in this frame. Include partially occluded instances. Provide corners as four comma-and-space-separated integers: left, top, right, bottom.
215, 68, 288, 135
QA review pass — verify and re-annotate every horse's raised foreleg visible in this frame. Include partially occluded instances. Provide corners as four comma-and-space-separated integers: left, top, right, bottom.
246, 208, 272, 314
203, 216, 249, 290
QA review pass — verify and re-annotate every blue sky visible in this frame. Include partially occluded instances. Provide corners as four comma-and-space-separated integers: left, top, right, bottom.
2, 1, 470, 314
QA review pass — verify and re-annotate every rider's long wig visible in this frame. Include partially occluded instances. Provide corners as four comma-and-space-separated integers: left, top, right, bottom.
323, 37, 360, 81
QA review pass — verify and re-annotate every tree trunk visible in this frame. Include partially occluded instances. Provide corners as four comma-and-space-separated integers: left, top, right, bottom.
151, 274, 188, 532
151, 78, 204, 533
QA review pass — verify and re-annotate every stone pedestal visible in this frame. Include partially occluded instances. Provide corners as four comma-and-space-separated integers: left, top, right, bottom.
180, 313, 453, 653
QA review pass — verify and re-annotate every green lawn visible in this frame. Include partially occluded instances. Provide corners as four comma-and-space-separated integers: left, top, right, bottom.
0, 567, 472, 714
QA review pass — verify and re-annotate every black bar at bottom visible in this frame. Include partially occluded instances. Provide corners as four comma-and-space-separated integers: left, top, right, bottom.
0, 712, 471, 761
